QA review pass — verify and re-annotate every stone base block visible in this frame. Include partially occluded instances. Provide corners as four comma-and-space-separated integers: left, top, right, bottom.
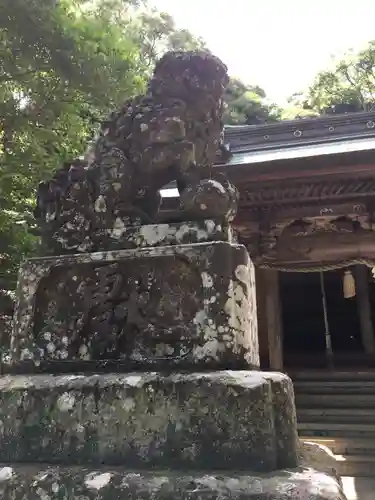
0, 465, 346, 499
0, 371, 298, 471
10, 241, 259, 371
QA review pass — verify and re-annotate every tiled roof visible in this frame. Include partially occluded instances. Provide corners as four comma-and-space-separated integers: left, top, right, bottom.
223, 110, 375, 165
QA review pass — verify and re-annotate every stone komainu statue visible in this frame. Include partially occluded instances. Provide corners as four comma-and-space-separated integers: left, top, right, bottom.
34, 51, 238, 254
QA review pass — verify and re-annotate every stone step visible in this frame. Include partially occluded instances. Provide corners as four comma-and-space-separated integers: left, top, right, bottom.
298, 408, 375, 417
301, 438, 375, 477
297, 408, 375, 423
297, 421, 375, 435
290, 371, 375, 382
293, 380, 375, 394
336, 455, 375, 477
301, 436, 375, 456
0, 463, 344, 500
295, 393, 375, 408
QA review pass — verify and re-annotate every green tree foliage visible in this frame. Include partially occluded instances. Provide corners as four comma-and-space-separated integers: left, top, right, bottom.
89, 1, 207, 72
281, 93, 319, 120
0, 0, 143, 288
303, 41, 375, 114
129, 7, 207, 72
223, 78, 281, 125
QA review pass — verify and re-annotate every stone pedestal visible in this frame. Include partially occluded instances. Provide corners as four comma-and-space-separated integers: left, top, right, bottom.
0, 467, 345, 499
1, 222, 345, 499
0, 371, 297, 471
9, 222, 258, 372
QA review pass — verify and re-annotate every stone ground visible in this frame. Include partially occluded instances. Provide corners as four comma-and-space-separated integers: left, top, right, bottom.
342, 477, 375, 499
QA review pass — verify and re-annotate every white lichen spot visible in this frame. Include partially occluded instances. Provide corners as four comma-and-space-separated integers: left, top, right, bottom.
196, 476, 220, 489
165, 345, 174, 355
0, 467, 13, 482
122, 397, 136, 411
139, 224, 172, 246
20, 348, 33, 361
201, 272, 213, 288
210, 179, 226, 194
94, 195, 107, 213
61, 336, 69, 346
225, 280, 247, 333
85, 472, 112, 490
51, 483, 60, 493
205, 220, 215, 233
110, 217, 126, 239
79, 344, 90, 359
57, 392, 76, 412
193, 339, 222, 360
124, 375, 144, 387
46, 342, 56, 353
73, 423, 85, 434
35, 488, 50, 500
43, 332, 51, 341
90, 252, 105, 261
223, 274, 260, 366
200, 203, 207, 210
235, 264, 250, 284
193, 309, 207, 325
140, 123, 149, 132
46, 210, 56, 222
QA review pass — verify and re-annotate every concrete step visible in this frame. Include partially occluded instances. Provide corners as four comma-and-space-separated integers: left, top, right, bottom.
298, 408, 375, 417
297, 421, 375, 435
301, 436, 375, 456
301, 438, 375, 477
295, 374, 375, 477
293, 380, 375, 394
297, 408, 375, 423
295, 393, 375, 408
291, 371, 375, 382
331, 454, 375, 477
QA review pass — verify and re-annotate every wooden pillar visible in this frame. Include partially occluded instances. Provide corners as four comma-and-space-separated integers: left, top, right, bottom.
255, 267, 284, 371
354, 265, 375, 354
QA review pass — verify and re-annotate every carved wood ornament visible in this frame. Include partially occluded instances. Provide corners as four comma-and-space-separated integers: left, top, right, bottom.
235, 176, 375, 269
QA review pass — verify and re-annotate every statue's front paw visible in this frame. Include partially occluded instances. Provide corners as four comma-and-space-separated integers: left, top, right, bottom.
179, 178, 238, 221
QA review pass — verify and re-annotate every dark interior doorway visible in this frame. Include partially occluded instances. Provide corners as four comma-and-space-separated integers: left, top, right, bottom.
280, 270, 364, 362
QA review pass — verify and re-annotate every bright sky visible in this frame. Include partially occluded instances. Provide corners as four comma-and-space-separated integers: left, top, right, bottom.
151, 0, 375, 104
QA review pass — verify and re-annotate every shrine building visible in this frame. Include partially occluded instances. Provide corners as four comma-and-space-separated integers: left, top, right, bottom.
163, 110, 375, 372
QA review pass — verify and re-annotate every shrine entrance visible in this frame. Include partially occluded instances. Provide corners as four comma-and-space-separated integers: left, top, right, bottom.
256, 265, 375, 371
280, 267, 375, 370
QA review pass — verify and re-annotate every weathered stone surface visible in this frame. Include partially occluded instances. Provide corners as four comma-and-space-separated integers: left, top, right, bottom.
34, 51, 238, 256
9, 242, 259, 372
0, 465, 347, 499
80, 218, 235, 251
300, 441, 341, 484
0, 371, 296, 471
262, 372, 299, 469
